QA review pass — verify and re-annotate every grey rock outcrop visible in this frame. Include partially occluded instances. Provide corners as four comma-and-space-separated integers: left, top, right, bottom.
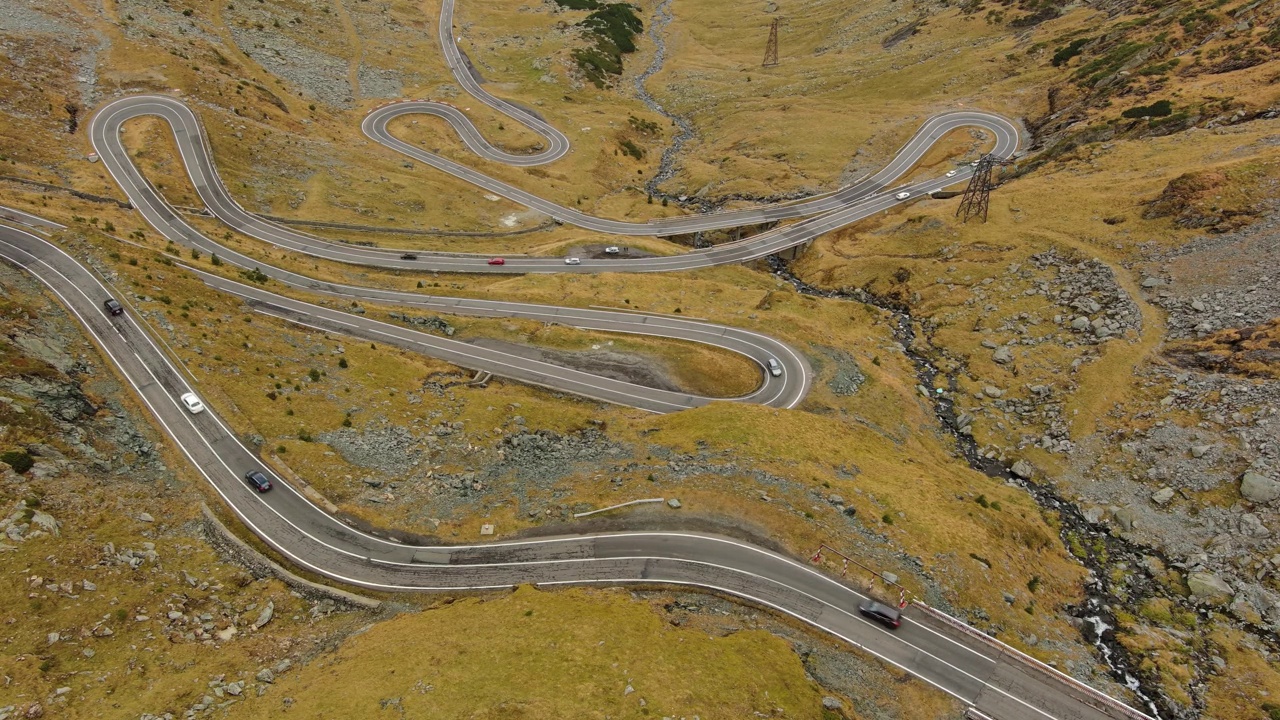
1241, 472, 1280, 503
1187, 571, 1233, 605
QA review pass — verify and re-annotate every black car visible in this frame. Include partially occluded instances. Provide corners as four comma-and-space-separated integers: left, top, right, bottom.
858, 599, 902, 629
103, 298, 124, 316
400, 253, 418, 260
244, 470, 272, 493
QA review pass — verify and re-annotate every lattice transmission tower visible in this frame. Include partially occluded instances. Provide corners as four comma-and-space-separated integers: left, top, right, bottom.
955, 154, 1011, 223
762, 18, 780, 67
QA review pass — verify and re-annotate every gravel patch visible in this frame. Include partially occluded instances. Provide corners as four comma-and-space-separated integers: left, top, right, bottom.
317, 426, 424, 476
811, 345, 867, 396
1025, 247, 1143, 343
1138, 200, 1280, 339
225, 24, 352, 108
357, 66, 403, 99
0, 0, 80, 37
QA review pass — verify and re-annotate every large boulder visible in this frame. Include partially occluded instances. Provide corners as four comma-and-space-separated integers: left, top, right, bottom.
1241, 472, 1280, 504
1187, 571, 1233, 605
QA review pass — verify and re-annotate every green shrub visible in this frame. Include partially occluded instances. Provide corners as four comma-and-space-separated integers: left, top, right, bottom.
628, 115, 660, 134
619, 138, 644, 160
1, 450, 34, 474
1051, 38, 1090, 67
1122, 99, 1173, 118
239, 267, 270, 284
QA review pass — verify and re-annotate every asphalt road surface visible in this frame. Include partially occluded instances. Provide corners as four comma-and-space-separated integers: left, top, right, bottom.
0, 223, 1150, 720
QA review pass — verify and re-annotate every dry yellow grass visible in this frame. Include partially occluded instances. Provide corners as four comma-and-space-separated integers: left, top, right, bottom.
227, 585, 828, 720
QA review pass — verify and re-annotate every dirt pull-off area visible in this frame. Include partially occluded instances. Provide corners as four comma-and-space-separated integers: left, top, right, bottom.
468, 337, 684, 393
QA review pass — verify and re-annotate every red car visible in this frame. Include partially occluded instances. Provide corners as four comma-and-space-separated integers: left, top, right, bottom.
487, 258, 505, 266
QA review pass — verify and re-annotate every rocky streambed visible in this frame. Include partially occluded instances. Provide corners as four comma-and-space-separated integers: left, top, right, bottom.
767, 256, 1172, 717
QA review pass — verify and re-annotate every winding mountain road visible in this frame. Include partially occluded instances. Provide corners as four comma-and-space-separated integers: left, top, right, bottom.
91, 95, 1018, 274
0, 0, 1163, 717
0, 222, 1150, 720
86, 0, 1020, 275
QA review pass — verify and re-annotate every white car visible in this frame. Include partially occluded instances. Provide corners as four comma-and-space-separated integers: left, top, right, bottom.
945, 170, 958, 177
894, 191, 911, 200
766, 358, 783, 377
180, 392, 205, 414
564, 257, 581, 265
603, 246, 620, 254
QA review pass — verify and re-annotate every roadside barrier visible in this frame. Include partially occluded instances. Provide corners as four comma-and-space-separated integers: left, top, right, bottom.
911, 601, 1156, 720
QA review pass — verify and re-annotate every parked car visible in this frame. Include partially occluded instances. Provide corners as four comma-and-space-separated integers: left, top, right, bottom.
487, 257, 505, 265
766, 358, 783, 377
244, 470, 272, 493
103, 298, 124, 316
179, 392, 205, 414
604, 246, 620, 254
945, 170, 958, 177
894, 191, 911, 200
400, 253, 418, 260
858, 599, 902, 629
564, 257, 581, 265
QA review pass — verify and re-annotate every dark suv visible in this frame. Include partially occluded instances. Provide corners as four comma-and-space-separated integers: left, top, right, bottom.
399, 253, 418, 260
103, 298, 124, 316
858, 599, 902, 629
244, 470, 272, 493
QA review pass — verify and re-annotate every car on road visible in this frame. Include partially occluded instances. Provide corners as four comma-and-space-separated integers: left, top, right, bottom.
894, 191, 911, 200
400, 253, 418, 260
858, 599, 902, 629
179, 392, 205, 414
945, 170, 958, 177
766, 358, 783, 377
244, 470, 273, 493
604, 246, 620, 254
564, 257, 581, 265
103, 298, 124, 316
487, 257, 505, 265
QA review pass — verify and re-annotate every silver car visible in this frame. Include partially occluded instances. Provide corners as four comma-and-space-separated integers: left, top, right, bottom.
766, 358, 783, 377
